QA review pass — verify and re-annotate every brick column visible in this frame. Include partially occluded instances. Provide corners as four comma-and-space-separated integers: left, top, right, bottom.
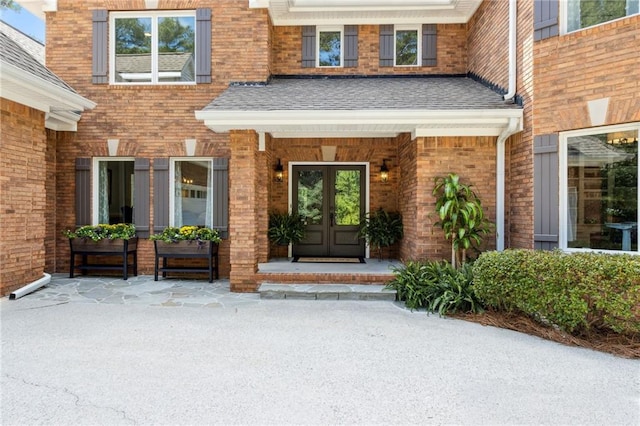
229, 130, 260, 292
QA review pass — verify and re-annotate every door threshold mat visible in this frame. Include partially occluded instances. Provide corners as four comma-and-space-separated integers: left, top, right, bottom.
292, 257, 365, 264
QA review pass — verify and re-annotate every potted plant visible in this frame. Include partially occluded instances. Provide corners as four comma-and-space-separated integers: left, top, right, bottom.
267, 211, 307, 246
150, 225, 221, 254
150, 226, 222, 282
65, 223, 138, 251
358, 208, 403, 261
64, 223, 138, 279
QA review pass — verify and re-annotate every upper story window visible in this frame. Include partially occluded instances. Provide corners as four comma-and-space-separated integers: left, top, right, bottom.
560, 124, 639, 253
566, 0, 639, 33
110, 11, 196, 84
317, 26, 343, 67
394, 25, 420, 66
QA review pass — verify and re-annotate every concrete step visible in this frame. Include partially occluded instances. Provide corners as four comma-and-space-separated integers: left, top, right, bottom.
258, 283, 397, 301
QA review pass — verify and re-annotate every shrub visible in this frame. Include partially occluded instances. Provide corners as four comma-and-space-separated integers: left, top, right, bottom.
387, 260, 481, 315
473, 250, 640, 335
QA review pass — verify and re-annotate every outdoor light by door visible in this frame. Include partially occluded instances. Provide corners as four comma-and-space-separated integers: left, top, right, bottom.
274, 159, 284, 182
380, 159, 389, 183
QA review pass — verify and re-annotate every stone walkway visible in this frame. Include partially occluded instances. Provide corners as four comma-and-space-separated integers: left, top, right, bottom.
24, 274, 260, 308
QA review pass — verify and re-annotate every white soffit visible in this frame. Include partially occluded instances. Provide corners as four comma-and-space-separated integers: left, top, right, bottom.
250, 0, 483, 25
195, 109, 524, 139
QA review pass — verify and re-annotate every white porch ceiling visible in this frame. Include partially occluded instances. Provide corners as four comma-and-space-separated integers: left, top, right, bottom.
250, 0, 483, 25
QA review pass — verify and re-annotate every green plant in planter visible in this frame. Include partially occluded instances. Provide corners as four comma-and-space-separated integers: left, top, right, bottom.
64, 223, 136, 241
432, 173, 492, 268
268, 211, 307, 246
358, 208, 403, 261
150, 226, 221, 243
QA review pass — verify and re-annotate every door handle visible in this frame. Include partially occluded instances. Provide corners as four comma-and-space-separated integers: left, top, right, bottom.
329, 212, 335, 227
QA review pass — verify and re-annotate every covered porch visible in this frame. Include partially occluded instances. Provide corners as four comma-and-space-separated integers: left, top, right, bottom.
195, 76, 523, 292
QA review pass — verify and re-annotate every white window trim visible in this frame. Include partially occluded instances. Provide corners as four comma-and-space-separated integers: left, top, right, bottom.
169, 157, 214, 227
559, 122, 640, 254
109, 10, 196, 85
316, 26, 344, 68
560, 0, 640, 35
92, 157, 135, 225
394, 24, 420, 67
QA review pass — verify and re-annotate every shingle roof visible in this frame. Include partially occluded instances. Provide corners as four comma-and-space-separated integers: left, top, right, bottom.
0, 21, 44, 64
0, 28, 75, 93
202, 76, 521, 112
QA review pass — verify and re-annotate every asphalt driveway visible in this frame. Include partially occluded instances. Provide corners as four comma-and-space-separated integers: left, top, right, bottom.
1, 278, 638, 425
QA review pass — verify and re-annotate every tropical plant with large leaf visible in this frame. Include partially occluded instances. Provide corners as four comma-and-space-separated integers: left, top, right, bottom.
358, 208, 403, 261
432, 173, 492, 268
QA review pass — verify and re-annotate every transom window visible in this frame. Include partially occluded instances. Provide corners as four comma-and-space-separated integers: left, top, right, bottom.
93, 159, 135, 224
170, 159, 214, 227
395, 26, 420, 66
110, 11, 195, 84
317, 27, 343, 67
560, 125, 639, 252
565, 0, 639, 33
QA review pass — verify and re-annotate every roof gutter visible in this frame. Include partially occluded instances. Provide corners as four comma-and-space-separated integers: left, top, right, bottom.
503, 0, 517, 101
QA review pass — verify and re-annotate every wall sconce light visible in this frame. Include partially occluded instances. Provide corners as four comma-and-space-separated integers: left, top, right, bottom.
274, 159, 284, 182
380, 159, 389, 183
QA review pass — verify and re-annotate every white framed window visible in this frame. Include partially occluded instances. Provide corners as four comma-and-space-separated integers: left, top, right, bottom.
559, 123, 639, 253
563, 0, 639, 34
110, 10, 196, 84
394, 25, 420, 67
170, 158, 214, 227
92, 158, 135, 224
317, 26, 343, 67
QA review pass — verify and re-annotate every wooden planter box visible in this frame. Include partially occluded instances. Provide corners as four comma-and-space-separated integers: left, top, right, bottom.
154, 240, 219, 283
69, 237, 138, 280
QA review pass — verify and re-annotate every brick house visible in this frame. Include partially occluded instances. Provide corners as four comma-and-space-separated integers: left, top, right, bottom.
1, 0, 637, 296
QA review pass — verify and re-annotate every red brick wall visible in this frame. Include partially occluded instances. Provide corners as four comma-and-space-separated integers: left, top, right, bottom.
45, 1, 271, 277
271, 24, 467, 76
0, 99, 48, 295
399, 136, 497, 261
467, 0, 509, 90
534, 15, 640, 134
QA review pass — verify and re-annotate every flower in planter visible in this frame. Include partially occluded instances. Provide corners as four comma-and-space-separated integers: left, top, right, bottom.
64, 223, 136, 241
150, 226, 221, 244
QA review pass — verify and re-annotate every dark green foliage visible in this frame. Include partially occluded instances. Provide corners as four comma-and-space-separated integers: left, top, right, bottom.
432, 173, 492, 268
473, 250, 640, 335
387, 260, 481, 315
268, 211, 307, 246
358, 209, 403, 260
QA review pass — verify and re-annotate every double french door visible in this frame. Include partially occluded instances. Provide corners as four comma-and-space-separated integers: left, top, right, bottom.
292, 165, 366, 258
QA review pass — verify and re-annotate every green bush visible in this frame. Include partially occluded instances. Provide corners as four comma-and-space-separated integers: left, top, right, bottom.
473, 250, 640, 335
387, 260, 481, 315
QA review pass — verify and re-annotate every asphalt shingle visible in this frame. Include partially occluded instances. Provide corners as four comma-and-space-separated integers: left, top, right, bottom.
203, 76, 521, 112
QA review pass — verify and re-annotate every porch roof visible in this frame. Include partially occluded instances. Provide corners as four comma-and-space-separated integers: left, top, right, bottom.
195, 76, 523, 139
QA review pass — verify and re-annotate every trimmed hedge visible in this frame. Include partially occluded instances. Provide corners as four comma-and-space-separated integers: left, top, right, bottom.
472, 250, 640, 335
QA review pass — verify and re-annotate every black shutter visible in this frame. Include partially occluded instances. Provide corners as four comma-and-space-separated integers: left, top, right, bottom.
534, 0, 559, 41
422, 24, 437, 67
75, 158, 91, 227
344, 25, 358, 68
134, 158, 150, 238
153, 158, 170, 233
379, 25, 394, 67
92, 9, 108, 84
534, 134, 559, 250
212, 158, 229, 239
196, 8, 212, 83
301, 26, 316, 68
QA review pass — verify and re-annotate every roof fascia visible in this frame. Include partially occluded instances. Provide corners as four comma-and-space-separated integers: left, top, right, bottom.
0, 61, 96, 112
